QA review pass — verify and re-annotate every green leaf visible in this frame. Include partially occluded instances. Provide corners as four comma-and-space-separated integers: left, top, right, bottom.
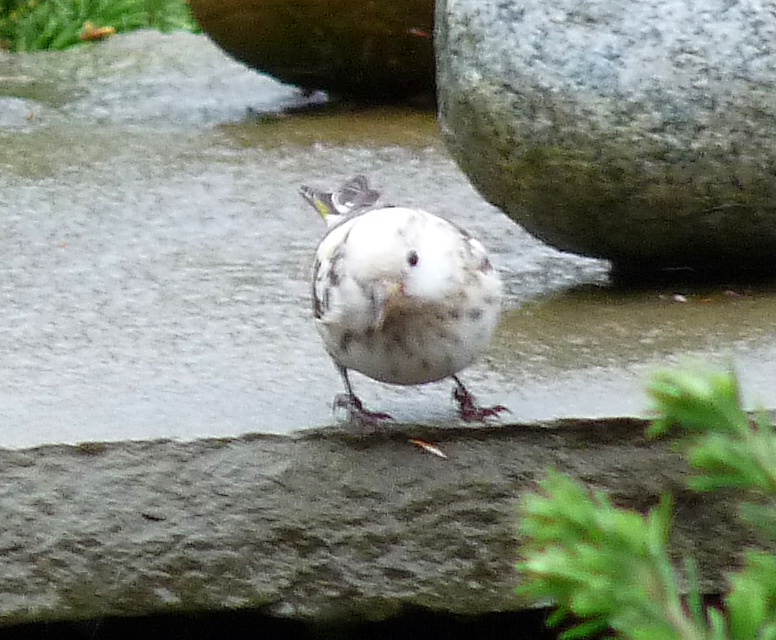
647, 367, 748, 437
520, 366, 776, 640
727, 552, 776, 640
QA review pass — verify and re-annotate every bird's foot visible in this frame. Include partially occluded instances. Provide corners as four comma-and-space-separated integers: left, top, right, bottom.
333, 393, 393, 429
452, 381, 508, 422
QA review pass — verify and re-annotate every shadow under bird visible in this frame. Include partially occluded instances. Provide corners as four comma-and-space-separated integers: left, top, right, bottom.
301, 175, 507, 427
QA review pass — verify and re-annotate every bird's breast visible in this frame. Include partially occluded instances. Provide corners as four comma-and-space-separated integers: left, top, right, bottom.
316, 295, 500, 385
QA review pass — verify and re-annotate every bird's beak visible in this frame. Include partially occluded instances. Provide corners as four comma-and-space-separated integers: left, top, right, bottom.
299, 185, 332, 221
371, 280, 405, 329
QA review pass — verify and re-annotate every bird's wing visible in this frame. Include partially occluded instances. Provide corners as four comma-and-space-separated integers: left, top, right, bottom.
312, 220, 353, 322
332, 175, 381, 214
465, 236, 496, 274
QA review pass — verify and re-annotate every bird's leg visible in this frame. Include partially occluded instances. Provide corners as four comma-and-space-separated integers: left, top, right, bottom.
333, 366, 393, 427
452, 375, 508, 422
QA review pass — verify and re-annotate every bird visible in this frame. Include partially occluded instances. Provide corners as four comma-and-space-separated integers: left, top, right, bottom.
301, 175, 506, 427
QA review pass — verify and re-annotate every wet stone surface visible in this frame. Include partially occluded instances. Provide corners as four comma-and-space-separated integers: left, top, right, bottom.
0, 421, 764, 624
0, 31, 612, 448
0, 30, 773, 628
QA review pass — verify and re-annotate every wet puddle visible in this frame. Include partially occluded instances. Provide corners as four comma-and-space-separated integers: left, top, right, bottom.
1, 31, 772, 447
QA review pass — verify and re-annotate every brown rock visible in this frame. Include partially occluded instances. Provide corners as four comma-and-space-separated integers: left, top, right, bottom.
190, 0, 435, 101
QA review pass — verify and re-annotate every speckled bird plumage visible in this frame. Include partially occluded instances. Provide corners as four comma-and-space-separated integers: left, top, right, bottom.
301, 175, 505, 425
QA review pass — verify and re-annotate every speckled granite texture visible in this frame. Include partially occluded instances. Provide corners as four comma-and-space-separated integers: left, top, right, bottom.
436, 0, 776, 277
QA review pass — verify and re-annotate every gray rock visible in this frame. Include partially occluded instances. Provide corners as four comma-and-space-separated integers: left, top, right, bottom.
0, 421, 761, 624
436, 0, 776, 277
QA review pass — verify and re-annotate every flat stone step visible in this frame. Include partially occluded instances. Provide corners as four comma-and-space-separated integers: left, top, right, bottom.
0, 419, 755, 625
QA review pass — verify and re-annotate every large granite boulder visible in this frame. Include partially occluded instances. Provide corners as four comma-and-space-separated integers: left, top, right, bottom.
436, 0, 776, 278
189, 0, 435, 102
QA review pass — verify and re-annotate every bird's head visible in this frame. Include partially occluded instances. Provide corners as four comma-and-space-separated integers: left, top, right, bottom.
341, 208, 465, 326
300, 175, 381, 229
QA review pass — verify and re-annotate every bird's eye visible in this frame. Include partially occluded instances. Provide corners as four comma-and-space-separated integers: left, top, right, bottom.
407, 250, 419, 267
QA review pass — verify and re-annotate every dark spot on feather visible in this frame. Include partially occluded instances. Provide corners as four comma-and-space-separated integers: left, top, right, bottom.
312, 258, 323, 318
328, 243, 347, 285
438, 328, 460, 345
449, 308, 461, 320
479, 256, 493, 273
363, 282, 383, 321
421, 358, 431, 372
339, 330, 354, 353
407, 250, 419, 267
483, 295, 496, 306
454, 222, 471, 239
391, 330, 407, 353
315, 284, 332, 319
468, 308, 483, 321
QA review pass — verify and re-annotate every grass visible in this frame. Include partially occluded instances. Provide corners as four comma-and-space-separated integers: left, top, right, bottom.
0, 0, 199, 51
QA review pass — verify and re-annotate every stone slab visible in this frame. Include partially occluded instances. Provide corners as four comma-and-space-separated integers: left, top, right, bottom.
0, 419, 758, 626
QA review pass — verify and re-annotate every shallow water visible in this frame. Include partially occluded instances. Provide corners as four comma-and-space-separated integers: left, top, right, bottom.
1, 31, 773, 448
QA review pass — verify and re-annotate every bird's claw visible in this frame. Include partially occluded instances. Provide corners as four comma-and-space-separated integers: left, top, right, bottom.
452, 385, 509, 423
459, 403, 510, 422
333, 393, 393, 428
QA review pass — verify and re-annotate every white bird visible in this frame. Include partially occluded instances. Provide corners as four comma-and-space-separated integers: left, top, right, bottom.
301, 175, 506, 426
